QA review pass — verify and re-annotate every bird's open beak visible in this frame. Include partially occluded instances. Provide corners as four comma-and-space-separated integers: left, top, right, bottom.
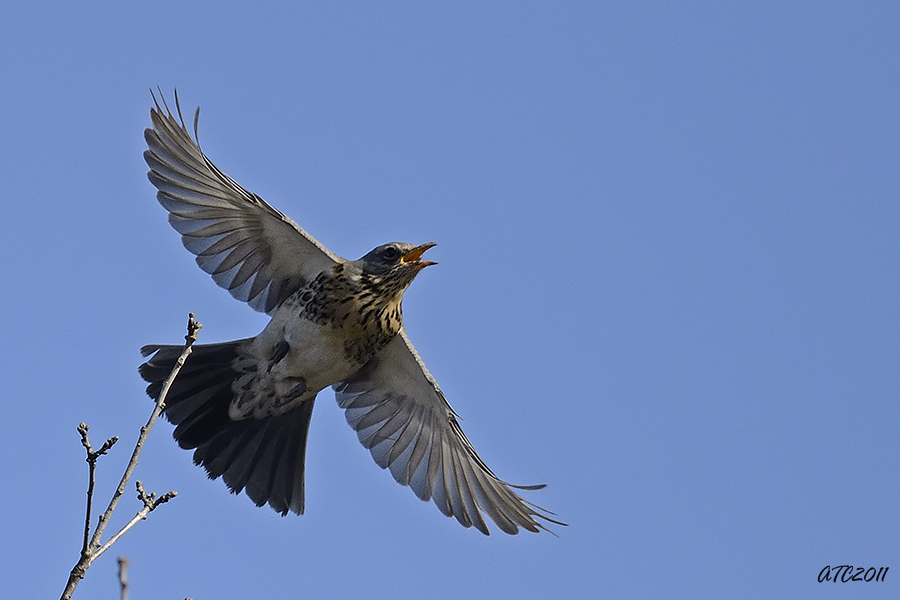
400, 242, 437, 267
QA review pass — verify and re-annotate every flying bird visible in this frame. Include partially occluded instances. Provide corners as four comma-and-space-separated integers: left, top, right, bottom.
139, 92, 562, 535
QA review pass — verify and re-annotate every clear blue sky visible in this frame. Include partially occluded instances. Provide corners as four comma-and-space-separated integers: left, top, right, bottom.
2, 2, 898, 598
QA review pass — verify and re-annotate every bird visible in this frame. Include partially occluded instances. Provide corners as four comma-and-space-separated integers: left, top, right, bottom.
139, 91, 562, 535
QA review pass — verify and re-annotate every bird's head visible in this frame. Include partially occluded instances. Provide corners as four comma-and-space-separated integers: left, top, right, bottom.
353, 242, 437, 297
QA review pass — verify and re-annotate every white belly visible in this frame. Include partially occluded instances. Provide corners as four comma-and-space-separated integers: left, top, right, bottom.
228, 306, 371, 420
277, 317, 359, 392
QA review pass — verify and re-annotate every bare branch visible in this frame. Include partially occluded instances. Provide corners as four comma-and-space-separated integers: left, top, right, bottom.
97, 436, 119, 455
60, 314, 200, 600
89, 313, 200, 551
77, 423, 119, 554
78, 423, 95, 556
185, 312, 203, 344
91, 482, 178, 564
117, 557, 129, 600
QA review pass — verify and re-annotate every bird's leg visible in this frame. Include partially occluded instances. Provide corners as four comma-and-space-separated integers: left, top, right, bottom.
268, 340, 290, 371
282, 378, 307, 401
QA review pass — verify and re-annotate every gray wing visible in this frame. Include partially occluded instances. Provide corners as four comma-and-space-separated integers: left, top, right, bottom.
333, 330, 563, 535
144, 91, 342, 314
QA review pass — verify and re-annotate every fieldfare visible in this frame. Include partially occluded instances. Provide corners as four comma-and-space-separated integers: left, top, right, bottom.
139, 92, 561, 535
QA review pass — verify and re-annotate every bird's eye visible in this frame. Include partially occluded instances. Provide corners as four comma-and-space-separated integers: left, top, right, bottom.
382, 246, 401, 261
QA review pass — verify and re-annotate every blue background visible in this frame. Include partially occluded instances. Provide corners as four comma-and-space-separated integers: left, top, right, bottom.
1, 2, 897, 598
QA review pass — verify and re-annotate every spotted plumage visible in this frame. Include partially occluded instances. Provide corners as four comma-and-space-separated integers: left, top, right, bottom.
139, 91, 563, 535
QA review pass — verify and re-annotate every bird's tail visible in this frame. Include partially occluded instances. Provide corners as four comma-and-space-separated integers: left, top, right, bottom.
139, 340, 314, 515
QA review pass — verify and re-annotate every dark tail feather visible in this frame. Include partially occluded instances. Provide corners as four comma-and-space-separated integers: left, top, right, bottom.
139, 340, 314, 515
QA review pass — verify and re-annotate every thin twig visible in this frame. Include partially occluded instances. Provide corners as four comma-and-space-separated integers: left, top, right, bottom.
90, 313, 201, 551
60, 313, 201, 600
117, 557, 129, 600
77, 423, 118, 555
91, 482, 177, 564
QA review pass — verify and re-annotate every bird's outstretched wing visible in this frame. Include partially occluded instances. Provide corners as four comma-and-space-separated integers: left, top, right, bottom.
144, 91, 342, 314
333, 330, 564, 535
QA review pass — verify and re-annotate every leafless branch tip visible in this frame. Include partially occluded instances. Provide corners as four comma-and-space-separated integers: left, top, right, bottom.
117, 557, 129, 600
136, 480, 178, 511
185, 313, 202, 344
78, 422, 119, 463
61, 313, 200, 600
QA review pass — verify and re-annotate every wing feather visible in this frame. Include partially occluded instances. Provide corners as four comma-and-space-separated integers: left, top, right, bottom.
144, 91, 342, 314
334, 330, 563, 535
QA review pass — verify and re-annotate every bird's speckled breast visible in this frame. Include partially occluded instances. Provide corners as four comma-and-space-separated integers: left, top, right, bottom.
228, 264, 404, 420
295, 264, 404, 364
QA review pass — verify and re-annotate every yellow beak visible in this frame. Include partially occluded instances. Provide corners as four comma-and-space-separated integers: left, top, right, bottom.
400, 242, 437, 267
